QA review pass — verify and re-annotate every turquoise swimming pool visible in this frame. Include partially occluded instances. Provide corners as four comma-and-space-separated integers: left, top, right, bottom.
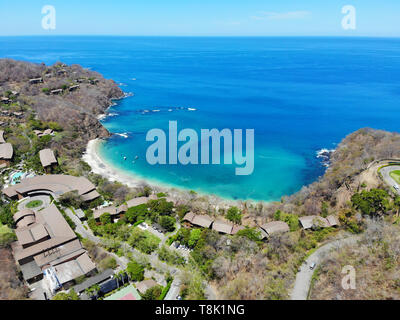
10, 171, 26, 185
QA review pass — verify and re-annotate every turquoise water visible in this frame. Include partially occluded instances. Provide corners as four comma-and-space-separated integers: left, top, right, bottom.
11, 171, 25, 185
1, 37, 400, 200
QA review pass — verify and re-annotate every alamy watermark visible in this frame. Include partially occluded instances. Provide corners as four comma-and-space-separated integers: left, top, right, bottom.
341, 265, 356, 290
41, 5, 56, 30
342, 5, 356, 30
145, 121, 254, 176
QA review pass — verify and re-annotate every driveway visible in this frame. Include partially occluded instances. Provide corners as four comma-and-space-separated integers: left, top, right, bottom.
17, 195, 51, 212
290, 235, 360, 300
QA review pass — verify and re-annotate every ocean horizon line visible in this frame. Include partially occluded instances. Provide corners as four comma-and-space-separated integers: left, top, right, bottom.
1, 35, 400, 39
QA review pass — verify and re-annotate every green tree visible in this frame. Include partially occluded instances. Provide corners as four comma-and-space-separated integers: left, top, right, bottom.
141, 285, 162, 300
226, 206, 242, 224
52, 289, 79, 300
351, 189, 389, 217
188, 229, 202, 248
125, 204, 148, 223
159, 216, 175, 232
235, 228, 261, 242
99, 212, 112, 225
126, 260, 144, 281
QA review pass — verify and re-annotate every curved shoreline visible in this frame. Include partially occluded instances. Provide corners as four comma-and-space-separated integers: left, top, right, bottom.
83, 138, 144, 189
82, 138, 244, 205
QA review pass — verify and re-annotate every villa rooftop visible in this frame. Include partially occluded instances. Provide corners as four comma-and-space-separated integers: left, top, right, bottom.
39, 149, 57, 168
0, 143, 13, 160
261, 221, 290, 236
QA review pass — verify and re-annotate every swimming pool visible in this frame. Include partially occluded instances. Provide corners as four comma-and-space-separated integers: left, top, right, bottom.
10, 171, 26, 185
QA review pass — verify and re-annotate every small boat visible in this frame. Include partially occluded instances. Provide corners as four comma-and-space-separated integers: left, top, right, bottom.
134, 155, 139, 160
123, 156, 127, 160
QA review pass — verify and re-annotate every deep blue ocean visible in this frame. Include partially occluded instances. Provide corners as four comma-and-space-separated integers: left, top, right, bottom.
1, 36, 400, 201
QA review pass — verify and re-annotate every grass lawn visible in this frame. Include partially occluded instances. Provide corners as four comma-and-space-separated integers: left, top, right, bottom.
389, 170, 400, 184
25, 200, 43, 208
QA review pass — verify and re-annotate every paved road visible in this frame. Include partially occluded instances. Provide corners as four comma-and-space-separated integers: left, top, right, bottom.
65, 208, 128, 270
380, 165, 400, 194
165, 277, 181, 300
64, 208, 217, 300
290, 236, 360, 300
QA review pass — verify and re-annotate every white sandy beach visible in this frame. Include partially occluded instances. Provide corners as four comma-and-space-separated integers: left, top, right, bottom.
82, 138, 242, 208
83, 138, 145, 188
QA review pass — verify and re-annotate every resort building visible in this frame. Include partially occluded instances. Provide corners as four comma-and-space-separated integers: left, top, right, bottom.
299, 215, 334, 230
29, 78, 43, 84
11, 204, 96, 288
93, 195, 157, 222
2, 174, 100, 201
1, 96, 10, 104
260, 221, 290, 239
326, 215, 340, 227
93, 205, 120, 222
34, 129, 54, 138
69, 85, 80, 91
72, 269, 114, 295
126, 195, 157, 208
39, 148, 58, 173
183, 212, 214, 229
51, 89, 63, 95
13, 112, 23, 118
0, 142, 14, 166
212, 219, 244, 235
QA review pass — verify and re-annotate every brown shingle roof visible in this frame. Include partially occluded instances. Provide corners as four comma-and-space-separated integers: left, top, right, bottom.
0, 143, 13, 159
231, 225, 245, 235
3, 174, 98, 201
13, 209, 35, 223
39, 148, 57, 168
261, 221, 290, 236
326, 215, 339, 227
126, 196, 155, 208
212, 220, 233, 234
93, 206, 118, 220
192, 215, 214, 228
30, 224, 49, 241
299, 215, 330, 229
183, 211, 196, 223
16, 215, 36, 228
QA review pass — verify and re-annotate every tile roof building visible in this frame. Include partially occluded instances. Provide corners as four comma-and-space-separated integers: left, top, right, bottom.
183, 212, 215, 229
39, 149, 58, 172
11, 204, 96, 285
260, 221, 290, 238
3, 174, 100, 201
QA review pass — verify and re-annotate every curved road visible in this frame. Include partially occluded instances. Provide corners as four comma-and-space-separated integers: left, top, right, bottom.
380, 165, 400, 194
290, 235, 360, 300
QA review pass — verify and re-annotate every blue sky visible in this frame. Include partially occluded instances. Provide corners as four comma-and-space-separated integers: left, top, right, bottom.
0, 0, 399, 36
